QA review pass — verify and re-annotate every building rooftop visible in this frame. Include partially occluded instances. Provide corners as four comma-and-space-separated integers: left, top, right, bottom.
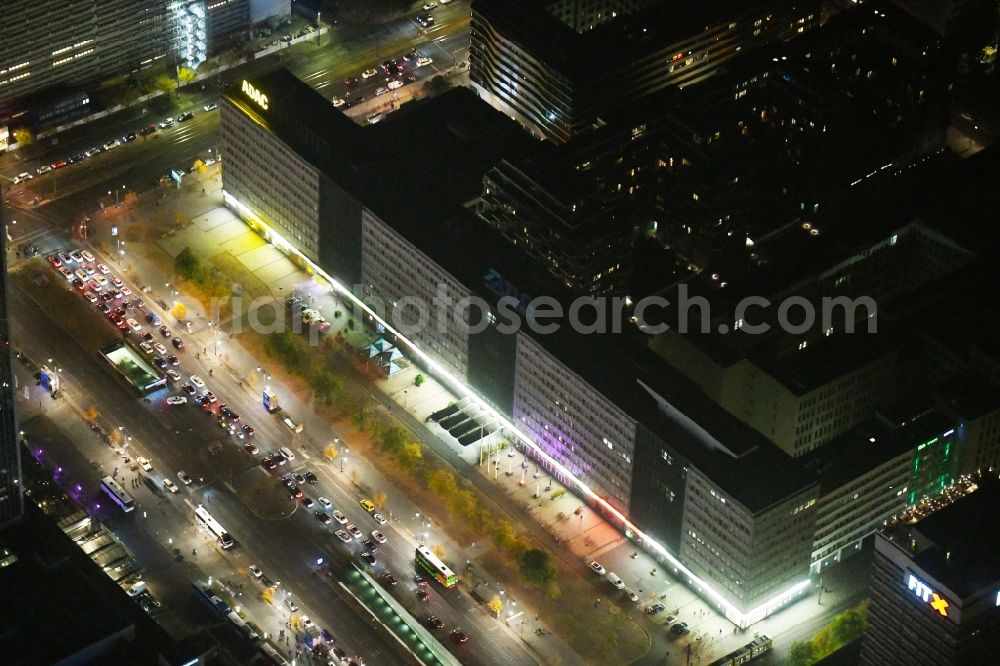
800, 419, 913, 496
368, 87, 537, 208
935, 375, 1000, 422
230, 68, 816, 514
886, 477, 1000, 600
0, 504, 170, 665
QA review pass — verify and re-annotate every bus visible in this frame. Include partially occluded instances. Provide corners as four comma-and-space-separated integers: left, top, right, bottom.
101, 476, 135, 512
415, 545, 458, 588
194, 505, 235, 549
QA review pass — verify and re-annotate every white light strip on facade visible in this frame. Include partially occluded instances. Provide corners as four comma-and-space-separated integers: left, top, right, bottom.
222, 190, 810, 627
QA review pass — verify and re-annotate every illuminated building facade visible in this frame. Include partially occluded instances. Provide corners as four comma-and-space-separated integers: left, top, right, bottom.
861, 478, 1000, 666
470, 0, 819, 143
220, 68, 819, 625
0, 0, 174, 114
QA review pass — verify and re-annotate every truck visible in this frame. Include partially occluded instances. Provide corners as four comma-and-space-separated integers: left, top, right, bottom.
262, 388, 280, 413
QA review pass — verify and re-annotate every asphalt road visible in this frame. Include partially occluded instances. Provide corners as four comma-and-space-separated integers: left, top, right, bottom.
8, 231, 539, 665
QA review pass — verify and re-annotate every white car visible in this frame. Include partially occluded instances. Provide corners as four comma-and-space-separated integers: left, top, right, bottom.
165, 369, 181, 382
137, 456, 153, 471
347, 524, 362, 538
111, 276, 123, 288
371, 530, 387, 544
249, 564, 263, 578
190, 375, 206, 389
335, 529, 352, 543
361, 68, 378, 79
127, 318, 142, 332
120, 285, 132, 296
590, 561, 606, 575
162, 479, 179, 493
158, 118, 174, 128
83, 291, 98, 303
332, 510, 348, 524
153, 343, 167, 355
317, 497, 332, 509
387, 80, 403, 90
416, 57, 433, 67
13, 172, 32, 184
94, 274, 108, 287
36, 165, 53, 175
300, 616, 314, 630
422, 2, 437, 10
372, 513, 387, 525
166, 396, 187, 405
81, 250, 96, 263
331, 97, 346, 108
103, 139, 121, 150
177, 471, 193, 485
97, 263, 110, 274
375, 87, 390, 97
204, 103, 218, 111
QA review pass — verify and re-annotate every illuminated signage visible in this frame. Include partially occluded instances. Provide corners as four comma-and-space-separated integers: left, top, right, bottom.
907, 574, 950, 618
241, 80, 269, 111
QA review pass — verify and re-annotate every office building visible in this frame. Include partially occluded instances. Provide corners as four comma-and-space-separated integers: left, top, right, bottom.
0, 189, 22, 525
803, 421, 914, 574
0, 0, 269, 123
860, 477, 1000, 666
935, 376, 1000, 475
470, 0, 819, 143
0, 0, 175, 117
221, 69, 819, 625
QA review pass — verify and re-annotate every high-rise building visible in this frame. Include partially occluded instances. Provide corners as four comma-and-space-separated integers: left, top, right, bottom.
220, 70, 820, 626
0, 187, 23, 525
0, 0, 276, 123
470, 0, 819, 143
0, 1, 174, 116
861, 476, 1000, 666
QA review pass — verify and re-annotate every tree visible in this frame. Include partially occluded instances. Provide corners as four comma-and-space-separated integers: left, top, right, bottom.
175, 247, 202, 280
83, 406, 100, 422
323, 443, 340, 461
153, 74, 177, 96
261, 586, 275, 603
487, 595, 503, 617
519, 548, 555, 585
811, 626, 836, 659
372, 490, 388, 508
309, 368, 341, 404
788, 641, 816, 666
378, 425, 406, 454
426, 75, 452, 95
414, 374, 425, 386
13, 127, 34, 147
431, 544, 445, 559
172, 302, 187, 319
177, 66, 198, 85
831, 606, 866, 645
491, 520, 519, 551
427, 468, 459, 500
396, 441, 423, 469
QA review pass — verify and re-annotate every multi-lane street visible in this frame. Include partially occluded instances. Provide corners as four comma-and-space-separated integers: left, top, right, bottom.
8, 229, 542, 665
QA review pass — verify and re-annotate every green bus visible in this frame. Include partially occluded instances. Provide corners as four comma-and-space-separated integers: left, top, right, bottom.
415, 545, 458, 588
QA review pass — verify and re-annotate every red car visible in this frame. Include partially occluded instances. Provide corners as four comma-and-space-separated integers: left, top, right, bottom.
47, 255, 62, 267
245, 442, 259, 455
51, 159, 68, 170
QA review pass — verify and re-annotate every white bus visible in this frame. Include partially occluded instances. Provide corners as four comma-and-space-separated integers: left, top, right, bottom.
101, 476, 135, 512
194, 505, 234, 549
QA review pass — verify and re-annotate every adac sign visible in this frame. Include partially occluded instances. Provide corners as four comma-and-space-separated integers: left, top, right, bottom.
241, 80, 269, 111
907, 573, 951, 618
